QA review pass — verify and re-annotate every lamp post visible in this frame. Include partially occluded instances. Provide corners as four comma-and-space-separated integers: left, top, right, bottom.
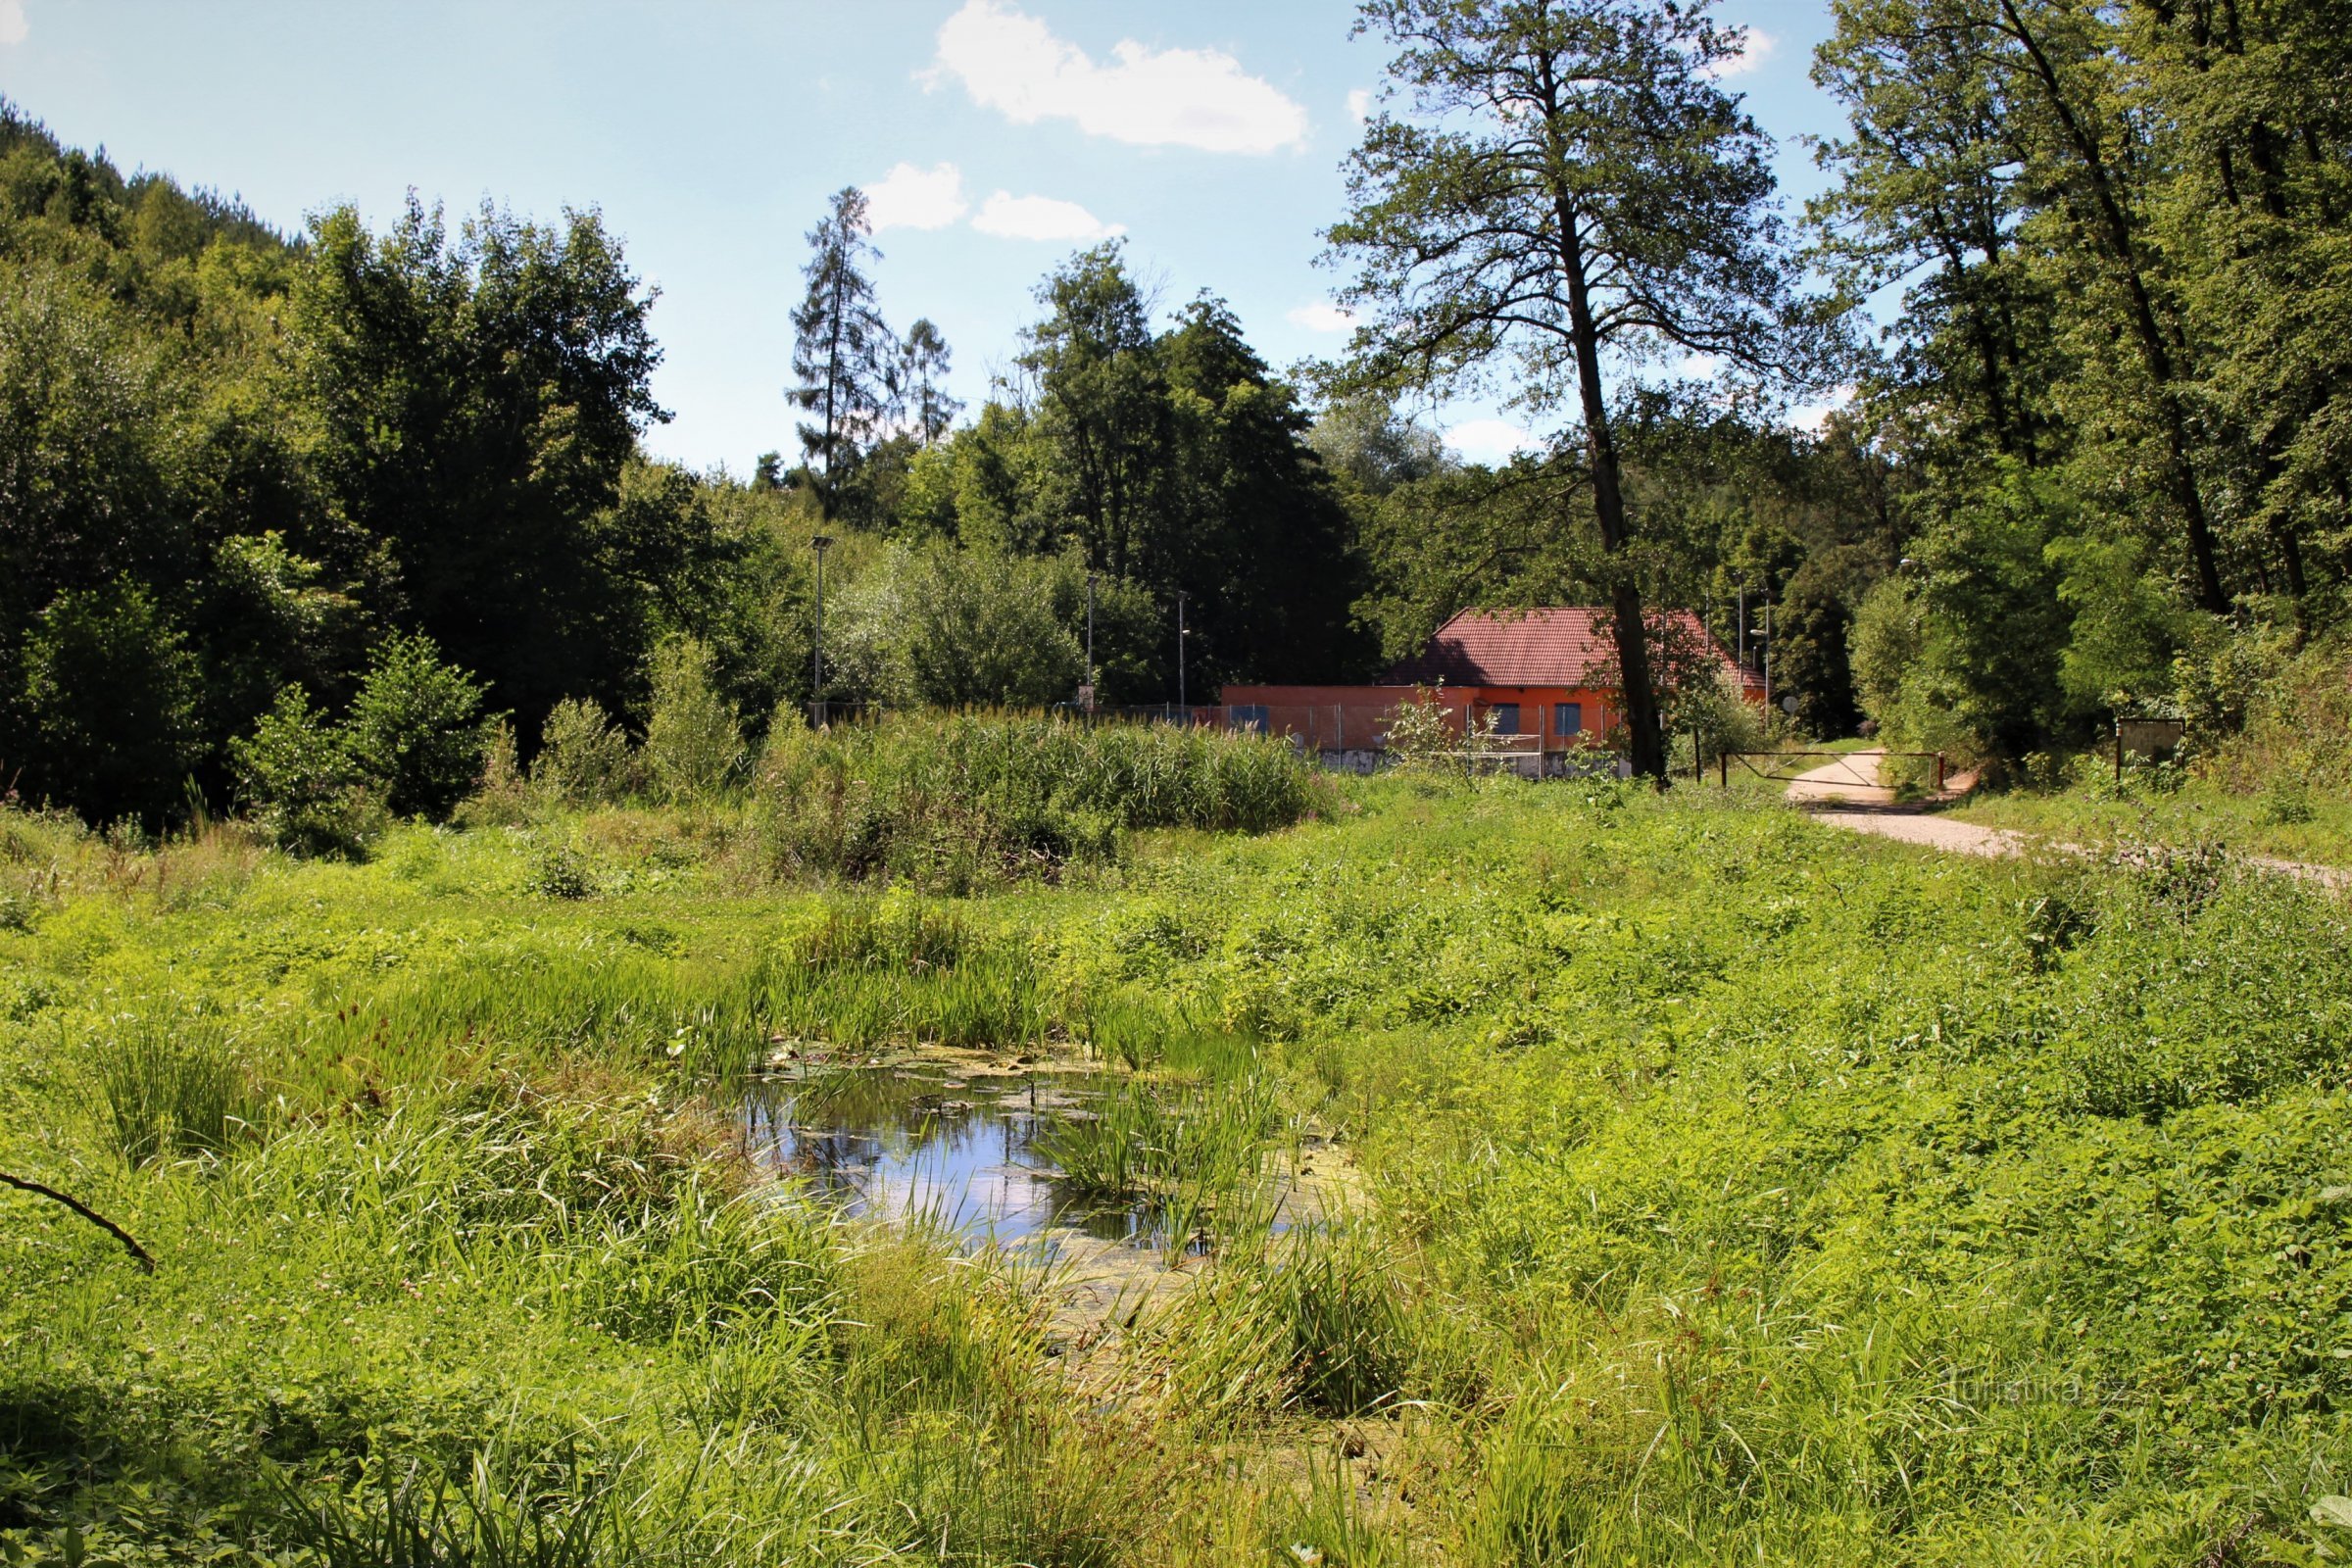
1176, 591, 1188, 717
1085, 571, 1098, 713
810, 534, 833, 722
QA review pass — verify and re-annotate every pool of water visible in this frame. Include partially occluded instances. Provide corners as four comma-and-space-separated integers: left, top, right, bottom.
742, 1062, 1184, 1252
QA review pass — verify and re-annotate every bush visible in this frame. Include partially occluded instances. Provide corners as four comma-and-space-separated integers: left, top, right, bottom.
95, 1010, 256, 1166
643, 638, 743, 802
533, 697, 633, 805
343, 633, 493, 820
230, 686, 380, 858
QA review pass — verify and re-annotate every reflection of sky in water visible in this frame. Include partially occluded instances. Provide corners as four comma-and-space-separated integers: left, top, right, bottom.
743, 1069, 1171, 1251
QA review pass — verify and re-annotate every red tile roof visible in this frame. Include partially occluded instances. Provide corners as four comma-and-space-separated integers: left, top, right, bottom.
1381, 607, 1762, 693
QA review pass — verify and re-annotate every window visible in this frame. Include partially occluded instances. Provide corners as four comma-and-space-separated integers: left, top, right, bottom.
1488, 702, 1521, 734
1553, 702, 1583, 736
1230, 704, 1269, 734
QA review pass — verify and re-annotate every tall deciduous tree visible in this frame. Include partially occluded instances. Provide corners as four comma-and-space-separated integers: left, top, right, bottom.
1019, 242, 1173, 581
789, 188, 896, 518
1329, 0, 1813, 781
292, 197, 669, 741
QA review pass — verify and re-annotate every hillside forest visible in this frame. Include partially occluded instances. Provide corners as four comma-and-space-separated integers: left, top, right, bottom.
4, 0, 2351, 829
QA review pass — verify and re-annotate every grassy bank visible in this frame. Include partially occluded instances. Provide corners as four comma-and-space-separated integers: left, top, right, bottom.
1950, 765, 2352, 867
5, 768, 2351, 1563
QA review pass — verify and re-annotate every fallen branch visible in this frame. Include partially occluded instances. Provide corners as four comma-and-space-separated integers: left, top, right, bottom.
0, 1169, 156, 1273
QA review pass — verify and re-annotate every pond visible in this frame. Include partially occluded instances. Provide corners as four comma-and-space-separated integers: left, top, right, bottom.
743, 1059, 1194, 1255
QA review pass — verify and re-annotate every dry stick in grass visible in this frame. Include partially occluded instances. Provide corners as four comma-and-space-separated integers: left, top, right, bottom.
0, 1169, 156, 1272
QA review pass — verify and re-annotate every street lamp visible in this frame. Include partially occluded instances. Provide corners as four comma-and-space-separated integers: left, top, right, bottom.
1176, 591, 1189, 716
809, 534, 833, 721
1085, 571, 1098, 713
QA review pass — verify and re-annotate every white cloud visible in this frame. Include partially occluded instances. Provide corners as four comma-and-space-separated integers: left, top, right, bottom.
1444, 418, 1535, 463
928, 0, 1308, 154
1346, 87, 1373, 123
971, 190, 1123, 242
0, 1, 26, 46
865, 162, 970, 231
1707, 27, 1777, 77
1286, 302, 1357, 333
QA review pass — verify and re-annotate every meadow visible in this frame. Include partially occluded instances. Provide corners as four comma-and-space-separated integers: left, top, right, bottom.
4, 735, 2351, 1565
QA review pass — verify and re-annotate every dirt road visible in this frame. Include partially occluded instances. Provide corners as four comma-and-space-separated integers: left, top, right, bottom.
1785, 750, 2348, 887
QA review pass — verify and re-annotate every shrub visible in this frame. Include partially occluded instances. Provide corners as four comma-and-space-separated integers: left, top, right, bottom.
230, 686, 379, 858
533, 697, 633, 805
1379, 684, 1453, 771
343, 632, 493, 820
643, 638, 743, 802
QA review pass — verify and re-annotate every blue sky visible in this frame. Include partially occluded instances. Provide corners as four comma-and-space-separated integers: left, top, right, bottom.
2, 0, 1850, 471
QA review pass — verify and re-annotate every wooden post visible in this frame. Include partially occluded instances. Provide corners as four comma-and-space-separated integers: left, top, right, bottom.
1936, 753, 1946, 794
1719, 752, 1729, 788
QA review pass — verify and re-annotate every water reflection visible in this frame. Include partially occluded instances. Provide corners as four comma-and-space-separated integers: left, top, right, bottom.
742, 1065, 1181, 1251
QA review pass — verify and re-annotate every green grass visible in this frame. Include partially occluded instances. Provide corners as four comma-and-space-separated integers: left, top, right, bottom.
1951, 761, 2352, 866
6, 761, 2352, 1563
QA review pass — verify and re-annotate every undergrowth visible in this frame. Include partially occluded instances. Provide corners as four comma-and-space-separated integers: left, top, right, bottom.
4, 773, 2351, 1563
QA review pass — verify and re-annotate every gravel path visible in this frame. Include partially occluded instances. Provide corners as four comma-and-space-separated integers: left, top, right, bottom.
1785, 751, 2350, 888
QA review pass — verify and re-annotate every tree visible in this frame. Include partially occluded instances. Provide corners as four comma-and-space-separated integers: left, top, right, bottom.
644, 636, 744, 802
897, 318, 963, 446
1019, 243, 1174, 581
18, 581, 200, 825
1308, 393, 1449, 501
789, 188, 896, 518
291, 197, 669, 742
1160, 295, 1375, 683
1329, 0, 1815, 781
341, 632, 493, 820
1813, 0, 2232, 613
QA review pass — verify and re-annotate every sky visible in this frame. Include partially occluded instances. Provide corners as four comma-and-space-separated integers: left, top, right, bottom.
0, 0, 1853, 471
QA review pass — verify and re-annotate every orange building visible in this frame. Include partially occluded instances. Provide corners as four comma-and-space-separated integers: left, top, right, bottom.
1222, 607, 1762, 765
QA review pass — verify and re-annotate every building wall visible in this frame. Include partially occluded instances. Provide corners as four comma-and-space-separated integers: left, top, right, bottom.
1221, 683, 1622, 753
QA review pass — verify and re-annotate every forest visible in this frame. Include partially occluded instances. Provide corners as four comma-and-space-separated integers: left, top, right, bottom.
2, 0, 2342, 831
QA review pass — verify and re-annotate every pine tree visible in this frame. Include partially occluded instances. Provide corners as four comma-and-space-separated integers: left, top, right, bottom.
897, 318, 962, 447
789, 187, 896, 519
1329, 0, 1818, 781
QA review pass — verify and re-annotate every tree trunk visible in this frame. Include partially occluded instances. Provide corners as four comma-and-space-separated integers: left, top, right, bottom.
1552, 197, 1666, 783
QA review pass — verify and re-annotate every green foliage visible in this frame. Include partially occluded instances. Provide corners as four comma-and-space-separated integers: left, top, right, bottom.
1377, 684, 1457, 772
16, 580, 200, 825
530, 698, 631, 807
745, 710, 1316, 890
343, 633, 493, 821
292, 198, 668, 738
229, 685, 377, 857
9, 779, 2352, 1560
641, 638, 742, 803
1851, 466, 2083, 761
830, 543, 1086, 708
93, 1009, 253, 1166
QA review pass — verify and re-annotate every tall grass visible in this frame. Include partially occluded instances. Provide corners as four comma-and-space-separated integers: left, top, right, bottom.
746, 710, 1317, 888
94, 1010, 255, 1164
755, 898, 1050, 1051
